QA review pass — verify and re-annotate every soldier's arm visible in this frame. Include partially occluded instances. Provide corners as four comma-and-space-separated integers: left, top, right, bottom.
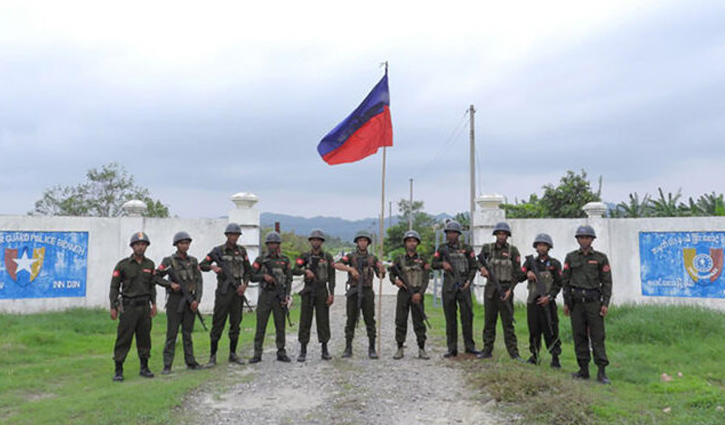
109, 263, 123, 309
148, 261, 157, 305
466, 248, 478, 283
373, 256, 385, 279
241, 248, 252, 284
326, 253, 336, 293
284, 258, 293, 297
334, 254, 354, 273
550, 259, 563, 299
388, 257, 400, 285
419, 258, 431, 294
430, 249, 443, 270
511, 247, 526, 285
599, 255, 613, 307
155, 257, 174, 289
292, 254, 307, 276
193, 258, 203, 303
250, 257, 265, 283
198, 248, 217, 272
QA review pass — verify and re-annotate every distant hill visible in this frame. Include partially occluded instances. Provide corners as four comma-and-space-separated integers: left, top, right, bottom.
261, 212, 452, 242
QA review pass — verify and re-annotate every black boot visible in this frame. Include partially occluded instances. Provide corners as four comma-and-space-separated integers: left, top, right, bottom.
161, 364, 172, 375
229, 352, 245, 365
321, 343, 332, 360
571, 361, 590, 380
368, 338, 378, 360
297, 344, 307, 363
206, 354, 217, 368
597, 365, 611, 384
112, 361, 124, 382
550, 355, 561, 369
341, 340, 353, 358
139, 358, 155, 378
277, 350, 291, 362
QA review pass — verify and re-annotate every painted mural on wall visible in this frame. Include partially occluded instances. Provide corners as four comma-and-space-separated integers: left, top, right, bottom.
0, 231, 88, 299
640, 231, 725, 298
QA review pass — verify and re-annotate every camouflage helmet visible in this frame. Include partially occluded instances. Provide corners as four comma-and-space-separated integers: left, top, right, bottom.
308, 229, 326, 241
402, 230, 421, 243
224, 223, 242, 235
492, 222, 512, 236
265, 231, 282, 244
173, 231, 192, 246
533, 233, 553, 249
129, 231, 151, 247
444, 220, 463, 234
353, 230, 373, 244
575, 225, 597, 239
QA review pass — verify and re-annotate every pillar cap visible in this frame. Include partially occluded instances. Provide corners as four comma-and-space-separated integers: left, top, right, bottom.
121, 199, 147, 217
231, 192, 259, 209
476, 194, 505, 210
583, 201, 608, 218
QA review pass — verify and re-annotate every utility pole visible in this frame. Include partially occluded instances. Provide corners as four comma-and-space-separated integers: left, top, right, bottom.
388, 201, 392, 230
409, 178, 414, 231
469, 104, 475, 242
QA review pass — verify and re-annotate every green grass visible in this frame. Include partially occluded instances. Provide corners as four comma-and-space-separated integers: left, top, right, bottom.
422, 296, 725, 425
0, 300, 294, 425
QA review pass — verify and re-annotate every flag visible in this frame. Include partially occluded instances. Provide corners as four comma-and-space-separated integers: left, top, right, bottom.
317, 71, 392, 165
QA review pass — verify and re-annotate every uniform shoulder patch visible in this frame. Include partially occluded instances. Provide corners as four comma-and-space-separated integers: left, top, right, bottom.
158, 264, 166, 271
470, 252, 476, 258
603, 265, 611, 272
296, 258, 305, 265
563, 263, 570, 270
434, 251, 440, 258
253, 262, 260, 270
206, 256, 212, 261
112, 270, 120, 277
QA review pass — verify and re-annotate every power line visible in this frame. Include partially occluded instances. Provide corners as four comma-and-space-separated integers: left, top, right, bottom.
412, 109, 470, 180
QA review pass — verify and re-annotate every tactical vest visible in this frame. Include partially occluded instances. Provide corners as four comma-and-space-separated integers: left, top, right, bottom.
401, 258, 424, 289
527, 260, 554, 304
351, 254, 375, 287
308, 253, 329, 283
265, 256, 289, 289
446, 246, 469, 277
170, 256, 199, 293
489, 243, 513, 282
216, 246, 246, 281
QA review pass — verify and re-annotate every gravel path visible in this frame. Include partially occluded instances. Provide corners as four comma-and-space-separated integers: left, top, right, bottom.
186, 295, 512, 425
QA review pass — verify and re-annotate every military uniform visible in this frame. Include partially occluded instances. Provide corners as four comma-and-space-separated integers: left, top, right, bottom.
562, 247, 612, 376
431, 241, 479, 355
522, 254, 563, 364
109, 253, 158, 376
250, 251, 293, 360
293, 250, 336, 358
338, 248, 384, 355
389, 252, 430, 353
199, 243, 251, 360
157, 251, 203, 370
479, 241, 526, 358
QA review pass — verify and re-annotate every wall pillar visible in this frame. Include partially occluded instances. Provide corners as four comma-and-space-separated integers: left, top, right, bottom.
229, 192, 261, 305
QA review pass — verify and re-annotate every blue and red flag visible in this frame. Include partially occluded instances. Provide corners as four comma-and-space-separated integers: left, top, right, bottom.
317, 71, 393, 165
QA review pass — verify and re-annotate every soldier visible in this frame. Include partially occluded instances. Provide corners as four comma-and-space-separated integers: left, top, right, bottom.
199, 223, 251, 367
156, 231, 204, 374
249, 231, 293, 363
431, 220, 480, 358
521, 233, 563, 368
292, 229, 336, 362
477, 221, 526, 360
109, 231, 158, 382
388, 230, 431, 360
335, 230, 385, 359
562, 225, 613, 384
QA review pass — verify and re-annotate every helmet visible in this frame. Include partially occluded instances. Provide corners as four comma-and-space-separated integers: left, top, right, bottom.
173, 231, 192, 246
224, 223, 242, 235
402, 230, 421, 243
444, 220, 462, 234
308, 229, 326, 241
265, 231, 282, 244
492, 222, 512, 236
532, 233, 553, 249
129, 231, 151, 247
353, 230, 373, 244
575, 225, 597, 238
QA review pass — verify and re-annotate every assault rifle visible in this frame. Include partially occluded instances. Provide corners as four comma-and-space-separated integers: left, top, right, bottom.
439, 247, 473, 310
208, 247, 244, 295
344, 254, 367, 328
263, 260, 293, 327
301, 254, 321, 309
525, 255, 559, 355
478, 251, 515, 322
164, 261, 208, 331
390, 262, 431, 329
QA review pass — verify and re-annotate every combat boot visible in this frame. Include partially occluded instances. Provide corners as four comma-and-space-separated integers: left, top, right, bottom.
341, 340, 353, 358
597, 366, 611, 385
526, 355, 539, 365
139, 358, 155, 378
161, 364, 172, 375
571, 361, 590, 380
321, 343, 332, 360
550, 355, 561, 369
112, 361, 124, 382
206, 354, 216, 368
229, 352, 245, 365
277, 351, 291, 362
297, 344, 307, 363
418, 347, 430, 360
393, 345, 404, 360
368, 338, 379, 359
249, 353, 262, 364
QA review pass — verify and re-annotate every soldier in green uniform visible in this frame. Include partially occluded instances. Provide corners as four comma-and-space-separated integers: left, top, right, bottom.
292, 229, 336, 362
335, 230, 385, 359
199, 223, 251, 366
109, 232, 159, 382
249, 231, 293, 363
156, 231, 204, 374
562, 225, 612, 384
478, 222, 525, 360
388, 230, 430, 360
431, 220, 480, 358
521, 233, 563, 368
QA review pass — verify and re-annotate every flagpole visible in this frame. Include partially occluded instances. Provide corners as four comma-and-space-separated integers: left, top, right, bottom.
377, 145, 386, 355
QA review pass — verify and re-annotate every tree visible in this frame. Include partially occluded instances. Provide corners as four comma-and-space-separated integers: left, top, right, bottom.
610, 193, 652, 218
31, 162, 169, 217
501, 170, 601, 218
384, 200, 438, 261
501, 194, 545, 218
689, 192, 725, 216
650, 188, 690, 217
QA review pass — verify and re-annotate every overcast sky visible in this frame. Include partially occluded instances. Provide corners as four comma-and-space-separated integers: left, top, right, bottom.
1, 0, 724, 220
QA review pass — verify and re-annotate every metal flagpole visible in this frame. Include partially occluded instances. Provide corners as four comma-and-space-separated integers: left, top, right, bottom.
377, 145, 386, 355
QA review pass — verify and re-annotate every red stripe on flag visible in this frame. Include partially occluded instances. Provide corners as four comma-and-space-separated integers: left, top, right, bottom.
322, 106, 392, 165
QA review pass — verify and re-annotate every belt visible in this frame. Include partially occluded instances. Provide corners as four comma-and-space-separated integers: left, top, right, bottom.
570, 288, 600, 304
122, 296, 150, 307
